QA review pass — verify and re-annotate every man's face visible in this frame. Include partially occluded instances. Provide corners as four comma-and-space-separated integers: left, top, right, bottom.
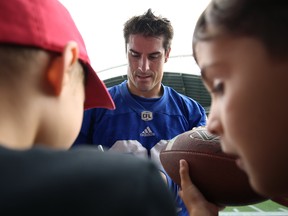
126, 34, 170, 98
195, 36, 288, 197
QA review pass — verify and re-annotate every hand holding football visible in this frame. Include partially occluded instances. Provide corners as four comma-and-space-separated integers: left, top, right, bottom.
160, 126, 267, 206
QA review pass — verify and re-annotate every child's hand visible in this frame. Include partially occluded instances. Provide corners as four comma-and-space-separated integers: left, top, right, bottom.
179, 159, 224, 216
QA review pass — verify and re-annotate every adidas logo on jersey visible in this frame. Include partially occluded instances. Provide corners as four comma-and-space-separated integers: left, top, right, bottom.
140, 126, 155, 137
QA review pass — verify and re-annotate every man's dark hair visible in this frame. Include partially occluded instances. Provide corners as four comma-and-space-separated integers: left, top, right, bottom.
123, 8, 174, 53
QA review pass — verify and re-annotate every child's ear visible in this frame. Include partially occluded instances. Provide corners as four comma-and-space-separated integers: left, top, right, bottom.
46, 41, 79, 96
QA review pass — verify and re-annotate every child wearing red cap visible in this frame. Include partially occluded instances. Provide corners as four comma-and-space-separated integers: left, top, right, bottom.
0, 0, 177, 215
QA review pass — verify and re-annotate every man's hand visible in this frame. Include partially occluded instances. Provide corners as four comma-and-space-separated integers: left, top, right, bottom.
178, 159, 224, 216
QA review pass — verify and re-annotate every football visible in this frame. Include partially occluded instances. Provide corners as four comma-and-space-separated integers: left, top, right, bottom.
159, 126, 267, 206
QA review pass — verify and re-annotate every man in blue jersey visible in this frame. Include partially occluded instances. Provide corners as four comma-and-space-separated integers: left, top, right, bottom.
73, 8, 207, 216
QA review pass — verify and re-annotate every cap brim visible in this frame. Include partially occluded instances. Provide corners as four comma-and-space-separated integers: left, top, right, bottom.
84, 63, 115, 110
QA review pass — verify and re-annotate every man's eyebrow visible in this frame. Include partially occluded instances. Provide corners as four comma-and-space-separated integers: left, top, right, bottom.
149, 51, 161, 55
129, 49, 161, 56
129, 49, 139, 54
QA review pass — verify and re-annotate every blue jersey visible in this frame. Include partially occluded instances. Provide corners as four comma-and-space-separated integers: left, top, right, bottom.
74, 80, 207, 216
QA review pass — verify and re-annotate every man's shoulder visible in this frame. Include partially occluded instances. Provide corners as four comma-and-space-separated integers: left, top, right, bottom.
163, 85, 201, 105
108, 80, 127, 95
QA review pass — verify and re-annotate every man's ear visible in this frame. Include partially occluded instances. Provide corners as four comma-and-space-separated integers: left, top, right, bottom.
46, 41, 79, 96
164, 47, 171, 63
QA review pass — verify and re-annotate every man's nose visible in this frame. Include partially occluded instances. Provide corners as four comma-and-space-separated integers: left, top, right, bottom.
139, 57, 149, 72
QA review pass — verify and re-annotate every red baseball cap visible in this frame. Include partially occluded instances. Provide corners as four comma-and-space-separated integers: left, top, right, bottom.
0, 0, 115, 110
